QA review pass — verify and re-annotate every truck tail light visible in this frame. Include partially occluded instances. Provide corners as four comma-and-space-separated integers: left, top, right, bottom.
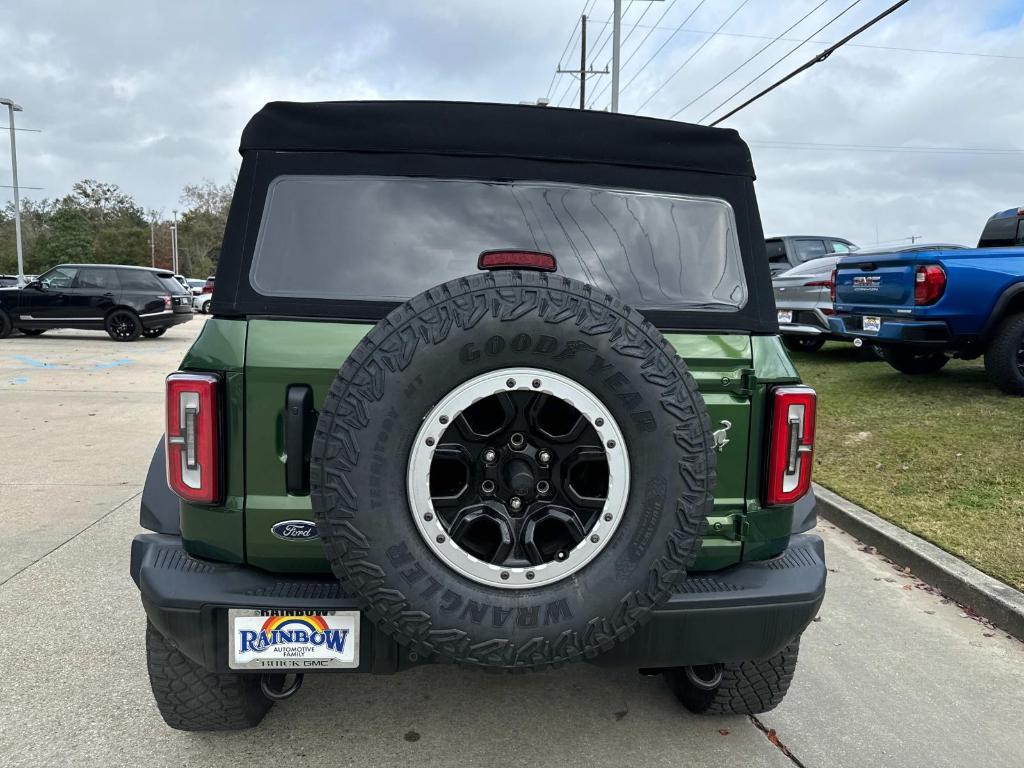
914, 265, 945, 305
162, 295, 172, 310
765, 386, 816, 506
166, 372, 221, 504
828, 269, 837, 304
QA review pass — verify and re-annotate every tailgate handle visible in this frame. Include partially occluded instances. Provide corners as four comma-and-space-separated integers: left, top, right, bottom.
859, 262, 877, 271
285, 385, 316, 495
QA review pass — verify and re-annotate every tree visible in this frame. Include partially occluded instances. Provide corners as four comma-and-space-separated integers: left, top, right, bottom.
177, 179, 233, 277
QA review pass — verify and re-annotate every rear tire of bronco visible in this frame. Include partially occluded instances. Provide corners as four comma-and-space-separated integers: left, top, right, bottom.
665, 641, 800, 715
311, 270, 716, 671
782, 335, 825, 353
146, 621, 272, 731
0, 309, 12, 339
880, 347, 949, 375
984, 313, 1024, 396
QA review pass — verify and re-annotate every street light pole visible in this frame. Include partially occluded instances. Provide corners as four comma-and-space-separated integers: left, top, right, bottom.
171, 210, 179, 274
1, 97, 25, 285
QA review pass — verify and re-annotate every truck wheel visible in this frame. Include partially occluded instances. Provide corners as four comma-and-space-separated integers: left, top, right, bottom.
665, 641, 800, 715
880, 347, 948, 375
146, 621, 272, 731
984, 313, 1024, 396
106, 309, 142, 341
0, 309, 11, 339
782, 336, 825, 353
311, 270, 716, 671
142, 327, 167, 338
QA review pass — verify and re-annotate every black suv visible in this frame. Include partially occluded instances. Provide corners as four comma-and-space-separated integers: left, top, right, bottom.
0, 264, 193, 341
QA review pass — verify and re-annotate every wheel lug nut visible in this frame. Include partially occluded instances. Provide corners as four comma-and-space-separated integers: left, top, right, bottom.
500, 571, 510, 580
590, 534, 599, 543
506, 378, 516, 388
595, 418, 604, 427
484, 449, 497, 463
538, 450, 551, 464
536, 480, 550, 495
481, 480, 495, 494
510, 497, 522, 511
510, 433, 525, 449
556, 551, 567, 561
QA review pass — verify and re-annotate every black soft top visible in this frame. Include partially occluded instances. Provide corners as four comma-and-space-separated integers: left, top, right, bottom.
240, 101, 755, 179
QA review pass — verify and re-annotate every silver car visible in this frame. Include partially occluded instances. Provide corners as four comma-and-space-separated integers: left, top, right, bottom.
773, 256, 841, 352
773, 243, 967, 353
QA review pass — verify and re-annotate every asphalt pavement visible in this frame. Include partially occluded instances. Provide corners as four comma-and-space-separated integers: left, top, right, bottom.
1, 317, 1021, 768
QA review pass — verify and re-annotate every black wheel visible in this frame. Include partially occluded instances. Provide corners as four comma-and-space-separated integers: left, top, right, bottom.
782, 335, 825, 353
311, 271, 715, 671
146, 621, 272, 731
105, 309, 142, 341
880, 347, 948, 375
854, 342, 884, 361
17, 328, 47, 336
984, 313, 1024, 396
0, 310, 13, 339
142, 327, 167, 338
665, 641, 800, 715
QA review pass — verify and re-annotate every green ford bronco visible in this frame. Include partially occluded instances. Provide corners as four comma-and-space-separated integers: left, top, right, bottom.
131, 101, 825, 730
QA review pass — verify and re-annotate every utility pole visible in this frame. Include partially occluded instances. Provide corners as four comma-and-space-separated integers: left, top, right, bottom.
556, 14, 608, 109
1, 97, 25, 284
610, 0, 622, 112
150, 218, 155, 268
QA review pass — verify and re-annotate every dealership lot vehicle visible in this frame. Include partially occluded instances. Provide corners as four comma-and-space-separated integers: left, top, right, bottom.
774, 244, 966, 353
829, 209, 1024, 394
765, 235, 857, 276
131, 101, 826, 731
0, 263, 193, 341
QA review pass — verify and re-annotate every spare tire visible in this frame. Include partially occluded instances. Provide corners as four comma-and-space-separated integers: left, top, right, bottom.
311, 271, 715, 670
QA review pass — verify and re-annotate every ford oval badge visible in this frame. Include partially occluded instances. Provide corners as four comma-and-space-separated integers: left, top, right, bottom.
271, 520, 320, 542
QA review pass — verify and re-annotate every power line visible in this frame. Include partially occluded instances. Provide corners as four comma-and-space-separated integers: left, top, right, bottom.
589, 0, 681, 109
584, 5, 621, 71
547, 14, 584, 99
667, 0, 830, 120
619, 1, 709, 98
698, 0, 866, 124
0, 126, 41, 133
587, 21, 1024, 61
707, 0, 912, 126
748, 139, 1024, 155
636, 0, 752, 113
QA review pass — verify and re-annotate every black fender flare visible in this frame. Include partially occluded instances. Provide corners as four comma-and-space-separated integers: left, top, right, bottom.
982, 281, 1024, 339
140, 438, 180, 534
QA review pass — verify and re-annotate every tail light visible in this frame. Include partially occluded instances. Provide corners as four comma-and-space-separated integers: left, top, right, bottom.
914, 265, 945, 305
765, 386, 816, 506
828, 269, 837, 304
162, 295, 172, 310
202, 283, 214, 294
166, 372, 221, 504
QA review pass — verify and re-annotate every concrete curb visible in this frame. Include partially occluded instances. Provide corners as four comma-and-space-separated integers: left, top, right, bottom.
813, 482, 1024, 641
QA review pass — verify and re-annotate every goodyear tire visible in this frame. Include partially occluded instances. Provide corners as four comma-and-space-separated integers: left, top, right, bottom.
311, 271, 715, 670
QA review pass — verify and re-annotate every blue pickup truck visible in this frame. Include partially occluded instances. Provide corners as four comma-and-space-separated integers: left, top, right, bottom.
828, 207, 1024, 395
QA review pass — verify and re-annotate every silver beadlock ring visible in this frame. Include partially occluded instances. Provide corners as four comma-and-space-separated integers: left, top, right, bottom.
407, 367, 629, 590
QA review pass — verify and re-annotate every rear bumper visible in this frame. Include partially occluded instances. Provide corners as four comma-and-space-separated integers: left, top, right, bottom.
131, 533, 826, 674
777, 306, 838, 338
828, 313, 952, 347
141, 309, 193, 330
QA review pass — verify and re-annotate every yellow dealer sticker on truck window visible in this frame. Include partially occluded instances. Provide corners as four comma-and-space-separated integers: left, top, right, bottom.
228, 609, 359, 670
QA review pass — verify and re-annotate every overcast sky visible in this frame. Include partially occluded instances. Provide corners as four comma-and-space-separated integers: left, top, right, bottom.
1, 0, 1021, 247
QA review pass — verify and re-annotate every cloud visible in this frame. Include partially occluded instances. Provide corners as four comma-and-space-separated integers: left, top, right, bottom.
0, 0, 1021, 249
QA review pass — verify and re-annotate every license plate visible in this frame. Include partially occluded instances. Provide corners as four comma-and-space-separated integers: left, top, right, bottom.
228, 609, 359, 670
863, 316, 881, 333
777, 310, 793, 324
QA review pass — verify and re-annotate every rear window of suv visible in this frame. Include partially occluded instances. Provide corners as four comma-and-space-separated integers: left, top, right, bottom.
249, 176, 748, 312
